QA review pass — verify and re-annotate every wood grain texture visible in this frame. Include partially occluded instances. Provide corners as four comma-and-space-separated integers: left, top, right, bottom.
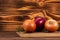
0, 32, 19, 37
17, 32, 60, 38
0, 32, 60, 40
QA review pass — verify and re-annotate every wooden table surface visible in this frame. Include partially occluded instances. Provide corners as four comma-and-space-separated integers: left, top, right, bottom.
0, 32, 60, 40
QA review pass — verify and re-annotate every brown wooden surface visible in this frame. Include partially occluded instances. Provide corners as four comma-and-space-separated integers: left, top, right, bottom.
17, 32, 60, 38
0, 38, 60, 40
0, 32, 60, 40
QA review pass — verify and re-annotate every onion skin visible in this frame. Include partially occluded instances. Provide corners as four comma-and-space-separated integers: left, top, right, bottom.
35, 16, 46, 31
45, 19, 59, 32
23, 19, 36, 32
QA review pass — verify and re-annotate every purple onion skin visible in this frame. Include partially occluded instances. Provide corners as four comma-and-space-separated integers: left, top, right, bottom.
35, 17, 46, 32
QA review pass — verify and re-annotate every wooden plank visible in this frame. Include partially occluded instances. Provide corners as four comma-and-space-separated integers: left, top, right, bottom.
0, 32, 19, 37
0, 21, 22, 31
16, 32, 60, 38
17, 9, 42, 11
46, 0, 60, 3
0, 38, 60, 40
0, 24, 20, 31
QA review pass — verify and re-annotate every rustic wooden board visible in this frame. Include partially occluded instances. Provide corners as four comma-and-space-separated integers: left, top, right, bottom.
16, 32, 60, 38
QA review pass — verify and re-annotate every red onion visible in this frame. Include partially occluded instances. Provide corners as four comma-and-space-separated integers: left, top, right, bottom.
35, 16, 46, 31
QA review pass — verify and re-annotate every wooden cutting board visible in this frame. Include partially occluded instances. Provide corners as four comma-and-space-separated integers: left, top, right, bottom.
16, 32, 60, 38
